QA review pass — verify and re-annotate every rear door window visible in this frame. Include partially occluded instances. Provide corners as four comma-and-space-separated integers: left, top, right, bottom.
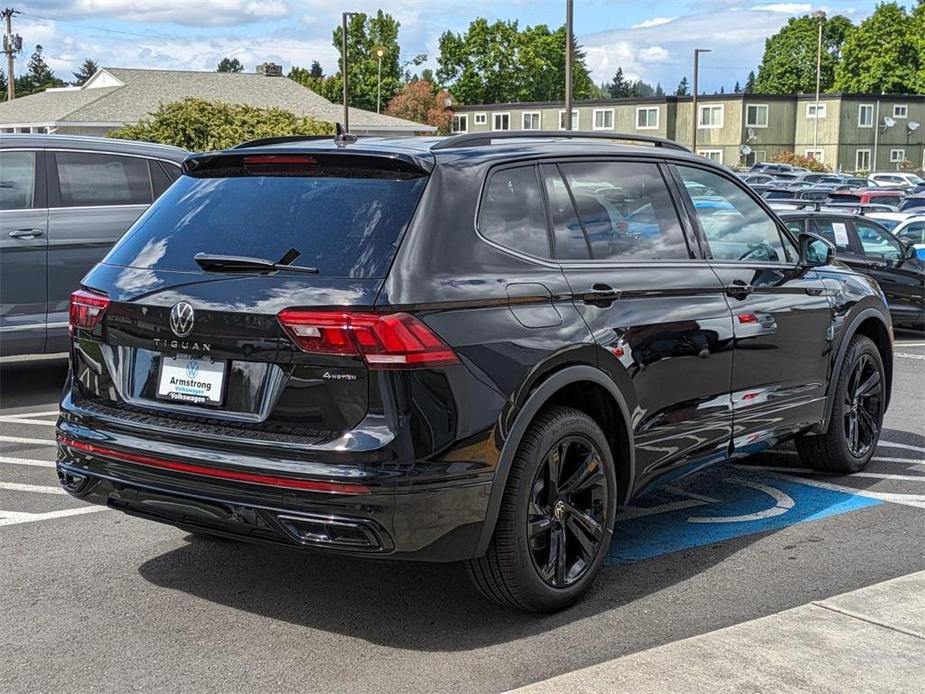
104, 170, 428, 278
478, 166, 551, 258
54, 152, 152, 207
0, 150, 36, 210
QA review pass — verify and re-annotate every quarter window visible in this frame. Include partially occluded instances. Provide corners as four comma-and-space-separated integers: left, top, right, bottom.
54, 152, 151, 207
636, 107, 658, 129
478, 166, 550, 258
745, 104, 768, 128
0, 150, 36, 210
544, 161, 690, 261
677, 165, 790, 263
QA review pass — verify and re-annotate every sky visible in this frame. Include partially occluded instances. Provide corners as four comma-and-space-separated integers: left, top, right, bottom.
9, 0, 878, 94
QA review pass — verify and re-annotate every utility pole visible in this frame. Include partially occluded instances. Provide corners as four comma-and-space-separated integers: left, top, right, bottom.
812, 10, 825, 155
691, 48, 711, 154
2, 8, 22, 101
341, 11, 355, 132
564, 0, 573, 130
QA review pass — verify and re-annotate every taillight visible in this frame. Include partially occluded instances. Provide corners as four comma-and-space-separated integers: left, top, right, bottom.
69, 289, 110, 334
277, 310, 460, 368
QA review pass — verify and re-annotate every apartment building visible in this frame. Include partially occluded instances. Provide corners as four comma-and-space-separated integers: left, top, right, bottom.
449, 93, 925, 173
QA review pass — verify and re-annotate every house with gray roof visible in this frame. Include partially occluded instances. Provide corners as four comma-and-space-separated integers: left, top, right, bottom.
0, 65, 434, 137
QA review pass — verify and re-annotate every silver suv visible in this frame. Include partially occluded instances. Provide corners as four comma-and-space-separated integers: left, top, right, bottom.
0, 134, 187, 356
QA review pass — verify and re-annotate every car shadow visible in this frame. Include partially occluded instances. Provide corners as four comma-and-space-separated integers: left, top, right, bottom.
0, 356, 69, 409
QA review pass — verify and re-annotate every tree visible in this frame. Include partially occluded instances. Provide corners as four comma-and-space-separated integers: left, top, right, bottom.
110, 98, 333, 151
744, 71, 756, 93
14, 45, 65, 96
675, 76, 689, 96
72, 58, 98, 86
384, 80, 452, 133
0, 68, 6, 96
607, 67, 630, 98
216, 57, 244, 73
332, 10, 402, 111
288, 66, 343, 103
770, 150, 830, 172
436, 18, 596, 104
309, 60, 324, 79
754, 13, 854, 93
654, 82, 664, 97
734, 80, 742, 93
834, 2, 923, 94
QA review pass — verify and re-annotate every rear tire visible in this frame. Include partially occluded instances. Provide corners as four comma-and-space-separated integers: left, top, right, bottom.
795, 335, 885, 474
466, 406, 617, 612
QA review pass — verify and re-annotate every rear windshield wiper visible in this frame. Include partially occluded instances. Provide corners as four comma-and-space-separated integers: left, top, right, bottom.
193, 249, 318, 275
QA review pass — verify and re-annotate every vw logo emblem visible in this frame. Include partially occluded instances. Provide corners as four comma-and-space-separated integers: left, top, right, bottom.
169, 301, 195, 338
186, 361, 200, 379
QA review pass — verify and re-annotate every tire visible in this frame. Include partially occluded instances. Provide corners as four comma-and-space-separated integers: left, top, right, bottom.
795, 334, 886, 474
466, 406, 617, 612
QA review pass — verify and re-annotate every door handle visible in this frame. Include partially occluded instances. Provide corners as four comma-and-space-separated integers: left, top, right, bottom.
8, 228, 44, 238
581, 284, 622, 306
725, 283, 754, 299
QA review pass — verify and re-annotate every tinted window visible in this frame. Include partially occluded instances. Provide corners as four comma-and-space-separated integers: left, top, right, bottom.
896, 222, 925, 244
809, 218, 854, 251
541, 165, 589, 260
149, 160, 175, 198
104, 172, 428, 278
678, 166, 791, 263
55, 152, 151, 207
855, 221, 902, 261
552, 161, 690, 261
0, 150, 36, 210
479, 166, 550, 258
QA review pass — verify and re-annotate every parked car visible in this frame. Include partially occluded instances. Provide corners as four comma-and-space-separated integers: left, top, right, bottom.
792, 172, 846, 186
779, 210, 924, 329
740, 173, 775, 185
869, 215, 925, 261
0, 134, 187, 356
838, 177, 877, 189
827, 188, 905, 208
898, 194, 925, 213
57, 131, 893, 611
870, 172, 925, 190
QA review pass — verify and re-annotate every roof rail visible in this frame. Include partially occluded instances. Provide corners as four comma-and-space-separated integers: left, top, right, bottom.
430, 130, 690, 152
233, 134, 337, 149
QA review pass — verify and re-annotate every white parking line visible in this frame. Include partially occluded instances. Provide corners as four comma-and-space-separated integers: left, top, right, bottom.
770, 450, 924, 466
0, 435, 55, 446
0, 410, 59, 419
896, 341, 925, 347
772, 475, 925, 511
0, 506, 107, 527
851, 472, 925, 482
0, 455, 55, 468
0, 418, 55, 427
0, 481, 64, 495
895, 353, 925, 360
878, 441, 925, 455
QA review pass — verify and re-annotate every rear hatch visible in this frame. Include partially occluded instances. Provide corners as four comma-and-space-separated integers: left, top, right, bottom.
71, 148, 431, 441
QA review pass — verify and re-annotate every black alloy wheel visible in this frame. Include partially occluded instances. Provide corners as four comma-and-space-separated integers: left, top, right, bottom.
527, 435, 609, 588
843, 352, 883, 458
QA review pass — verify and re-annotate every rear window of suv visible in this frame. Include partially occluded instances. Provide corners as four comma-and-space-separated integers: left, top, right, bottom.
103, 170, 427, 278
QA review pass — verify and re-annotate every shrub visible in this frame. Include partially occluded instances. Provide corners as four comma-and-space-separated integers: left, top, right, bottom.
770, 150, 830, 172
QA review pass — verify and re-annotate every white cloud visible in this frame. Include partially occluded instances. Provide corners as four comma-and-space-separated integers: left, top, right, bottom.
44, 0, 290, 27
751, 3, 813, 13
631, 17, 676, 29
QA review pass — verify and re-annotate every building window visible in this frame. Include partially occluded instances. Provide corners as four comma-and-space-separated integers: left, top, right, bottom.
593, 108, 614, 130
745, 104, 769, 128
473, 113, 487, 125
451, 114, 468, 133
890, 149, 906, 163
893, 104, 908, 119
698, 104, 723, 129
522, 112, 541, 130
855, 149, 871, 172
558, 110, 579, 130
804, 149, 824, 162
635, 107, 658, 130
492, 112, 510, 131
697, 149, 723, 163
806, 103, 826, 119
858, 104, 874, 128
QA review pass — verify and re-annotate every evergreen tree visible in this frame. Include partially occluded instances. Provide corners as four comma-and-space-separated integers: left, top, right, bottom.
216, 57, 244, 73
309, 60, 324, 79
734, 80, 742, 93
676, 76, 690, 96
72, 58, 98, 86
744, 71, 756, 93
607, 67, 630, 98
654, 82, 664, 97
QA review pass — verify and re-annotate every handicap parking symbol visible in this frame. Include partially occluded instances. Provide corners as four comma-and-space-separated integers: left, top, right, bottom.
605, 465, 881, 564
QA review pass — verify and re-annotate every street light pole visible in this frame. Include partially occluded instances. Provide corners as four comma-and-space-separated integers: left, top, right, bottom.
812, 10, 825, 155
691, 48, 711, 155
376, 48, 384, 114
341, 11, 354, 132
564, 0, 573, 130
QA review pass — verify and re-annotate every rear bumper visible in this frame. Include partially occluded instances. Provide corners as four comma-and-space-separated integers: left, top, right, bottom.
56, 415, 493, 563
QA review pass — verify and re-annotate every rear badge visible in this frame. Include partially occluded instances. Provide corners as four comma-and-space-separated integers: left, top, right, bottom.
323, 371, 357, 381
153, 338, 212, 353
169, 301, 195, 338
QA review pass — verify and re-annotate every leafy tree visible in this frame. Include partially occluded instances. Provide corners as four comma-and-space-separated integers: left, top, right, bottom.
110, 98, 333, 151
607, 67, 630, 98
771, 150, 830, 172
436, 18, 596, 104
675, 76, 689, 96
384, 80, 452, 133
744, 70, 756, 93
72, 58, 98, 86
309, 60, 324, 79
216, 57, 244, 73
834, 2, 923, 94
332, 10, 402, 111
420, 67, 435, 84
754, 14, 854, 93
288, 66, 343, 103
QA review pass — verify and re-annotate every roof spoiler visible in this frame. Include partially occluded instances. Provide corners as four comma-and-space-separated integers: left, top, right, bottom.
431, 130, 689, 152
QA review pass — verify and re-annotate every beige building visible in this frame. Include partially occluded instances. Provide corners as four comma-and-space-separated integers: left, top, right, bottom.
450, 93, 925, 173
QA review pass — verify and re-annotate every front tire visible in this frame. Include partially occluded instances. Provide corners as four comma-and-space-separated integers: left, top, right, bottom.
795, 335, 885, 473
466, 407, 617, 612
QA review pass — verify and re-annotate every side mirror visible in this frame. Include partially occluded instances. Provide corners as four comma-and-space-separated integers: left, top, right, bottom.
799, 232, 835, 267
901, 240, 917, 261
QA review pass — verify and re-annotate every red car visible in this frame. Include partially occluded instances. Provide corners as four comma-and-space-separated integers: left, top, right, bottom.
828, 188, 904, 208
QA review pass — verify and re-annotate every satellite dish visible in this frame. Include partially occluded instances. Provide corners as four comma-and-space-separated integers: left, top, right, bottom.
908, 121, 920, 132
883, 116, 896, 128
746, 128, 756, 142
740, 144, 753, 156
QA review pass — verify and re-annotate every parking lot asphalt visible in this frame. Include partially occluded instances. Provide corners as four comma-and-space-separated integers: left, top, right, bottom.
1, 333, 923, 694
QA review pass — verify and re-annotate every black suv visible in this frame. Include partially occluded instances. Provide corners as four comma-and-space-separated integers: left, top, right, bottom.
57, 132, 893, 612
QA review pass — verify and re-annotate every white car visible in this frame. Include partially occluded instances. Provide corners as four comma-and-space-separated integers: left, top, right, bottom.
870, 172, 925, 189
868, 213, 925, 260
